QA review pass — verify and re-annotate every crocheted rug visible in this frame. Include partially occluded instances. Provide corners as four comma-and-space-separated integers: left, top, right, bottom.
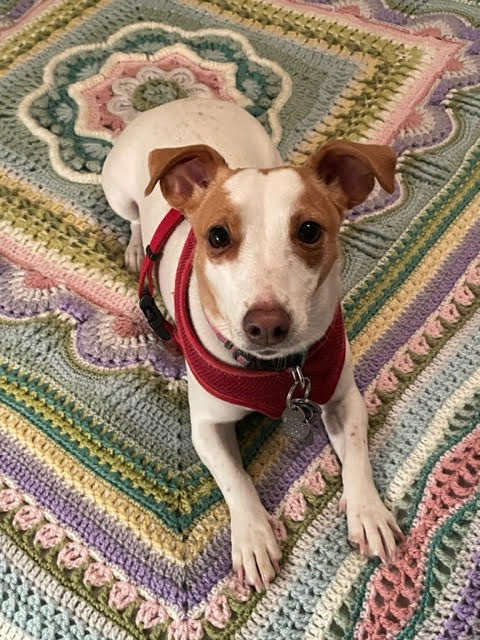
1, 0, 480, 638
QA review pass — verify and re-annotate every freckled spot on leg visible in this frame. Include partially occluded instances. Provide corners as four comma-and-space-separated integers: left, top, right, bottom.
349, 430, 356, 438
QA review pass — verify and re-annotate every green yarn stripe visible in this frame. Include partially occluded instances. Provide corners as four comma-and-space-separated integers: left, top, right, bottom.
1, 0, 480, 635
1, 280, 479, 535
343, 141, 480, 335
0, 281, 477, 533
0, 547, 106, 640
0, 181, 132, 290
0, 511, 145, 640
184, 0, 424, 145
326, 390, 480, 639
0, 0, 105, 72
0, 363, 220, 530
367, 285, 480, 438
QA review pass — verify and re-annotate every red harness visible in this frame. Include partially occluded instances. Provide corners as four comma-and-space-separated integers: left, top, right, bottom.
139, 209, 346, 418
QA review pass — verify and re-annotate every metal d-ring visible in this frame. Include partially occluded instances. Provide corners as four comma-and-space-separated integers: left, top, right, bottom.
286, 366, 311, 407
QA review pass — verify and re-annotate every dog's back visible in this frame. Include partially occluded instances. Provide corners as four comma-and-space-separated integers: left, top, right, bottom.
102, 98, 282, 214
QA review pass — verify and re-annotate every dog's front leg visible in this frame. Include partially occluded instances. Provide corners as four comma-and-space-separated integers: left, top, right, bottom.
187, 368, 281, 592
322, 340, 403, 562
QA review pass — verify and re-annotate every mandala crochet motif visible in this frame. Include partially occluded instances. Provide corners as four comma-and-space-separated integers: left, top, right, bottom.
20, 23, 290, 182
0, 0, 480, 638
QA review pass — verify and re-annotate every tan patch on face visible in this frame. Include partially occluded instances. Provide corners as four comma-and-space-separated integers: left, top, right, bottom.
190, 176, 243, 322
290, 168, 341, 284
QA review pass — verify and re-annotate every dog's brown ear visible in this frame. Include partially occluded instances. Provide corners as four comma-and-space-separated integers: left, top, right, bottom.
306, 140, 396, 209
144, 144, 228, 213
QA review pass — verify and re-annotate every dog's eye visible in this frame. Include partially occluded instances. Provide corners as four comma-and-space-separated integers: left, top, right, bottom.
208, 225, 230, 249
297, 220, 322, 244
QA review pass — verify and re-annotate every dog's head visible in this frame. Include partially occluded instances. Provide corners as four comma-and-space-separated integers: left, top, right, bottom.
144, 140, 395, 359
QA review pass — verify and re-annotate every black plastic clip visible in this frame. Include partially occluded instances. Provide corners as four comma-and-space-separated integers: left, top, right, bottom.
145, 245, 161, 261
139, 293, 171, 340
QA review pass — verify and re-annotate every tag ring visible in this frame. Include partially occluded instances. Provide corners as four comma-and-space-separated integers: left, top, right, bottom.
286, 367, 311, 407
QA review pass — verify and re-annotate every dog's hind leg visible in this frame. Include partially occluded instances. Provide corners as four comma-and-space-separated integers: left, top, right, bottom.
102, 155, 144, 273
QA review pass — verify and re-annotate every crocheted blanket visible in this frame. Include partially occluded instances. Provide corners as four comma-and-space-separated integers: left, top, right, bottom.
1, 0, 479, 638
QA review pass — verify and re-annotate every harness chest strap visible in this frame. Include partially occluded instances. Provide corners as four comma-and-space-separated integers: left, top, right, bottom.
139, 208, 347, 418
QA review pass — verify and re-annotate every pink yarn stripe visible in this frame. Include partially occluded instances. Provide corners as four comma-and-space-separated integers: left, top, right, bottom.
356, 426, 480, 639
0, 0, 58, 41
276, 0, 462, 144
0, 232, 139, 317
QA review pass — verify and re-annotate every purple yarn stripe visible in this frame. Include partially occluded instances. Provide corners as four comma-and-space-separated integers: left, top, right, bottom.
304, 0, 406, 25
0, 430, 188, 606
436, 544, 480, 638
355, 221, 480, 391
303, 2, 480, 163
191, 428, 329, 602
0, 422, 328, 606
8, 0, 35, 21
258, 426, 329, 512
0, 259, 185, 377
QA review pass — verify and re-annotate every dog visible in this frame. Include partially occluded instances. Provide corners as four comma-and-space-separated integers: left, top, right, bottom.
102, 97, 403, 593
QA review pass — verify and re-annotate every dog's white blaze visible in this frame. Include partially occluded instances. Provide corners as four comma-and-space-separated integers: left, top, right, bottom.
203, 168, 339, 353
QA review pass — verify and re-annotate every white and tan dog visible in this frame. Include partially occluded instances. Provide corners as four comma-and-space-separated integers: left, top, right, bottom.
102, 98, 403, 592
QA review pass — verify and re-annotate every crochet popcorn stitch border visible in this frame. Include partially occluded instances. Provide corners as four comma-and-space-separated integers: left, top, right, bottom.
0, 450, 343, 637
365, 261, 480, 416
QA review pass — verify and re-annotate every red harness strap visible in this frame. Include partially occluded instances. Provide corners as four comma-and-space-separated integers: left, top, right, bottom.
138, 208, 184, 341
139, 208, 347, 419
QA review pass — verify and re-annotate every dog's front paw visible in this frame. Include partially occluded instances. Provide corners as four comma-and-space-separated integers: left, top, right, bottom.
230, 505, 282, 593
342, 487, 404, 563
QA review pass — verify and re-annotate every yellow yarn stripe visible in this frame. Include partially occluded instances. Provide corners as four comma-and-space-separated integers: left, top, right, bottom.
305, 356, 480, 638
2, 375, 194, 509
0, 403, 208, 562
0, 170, 100, 234
0, 395, 298, 561
0, 0, 111, 77
1, 352, 290, 514
350, 188, 480, 361
1, 401, 293, 561
345, 145, 479, 328
289, 53, 380, 162
0, 171, 134, 293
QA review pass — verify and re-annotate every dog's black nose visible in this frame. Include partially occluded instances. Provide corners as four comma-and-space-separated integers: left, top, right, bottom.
242, 305, 290, 346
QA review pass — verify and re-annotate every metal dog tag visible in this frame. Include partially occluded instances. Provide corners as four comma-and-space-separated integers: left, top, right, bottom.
281, 367, 324, 444
293, 398, 324, 444
281, 404, 311, 441
295, 398, 324, 431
